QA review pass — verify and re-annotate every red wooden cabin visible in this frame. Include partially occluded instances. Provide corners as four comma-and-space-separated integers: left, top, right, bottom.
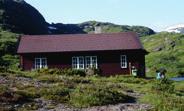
17, 32, 148, 76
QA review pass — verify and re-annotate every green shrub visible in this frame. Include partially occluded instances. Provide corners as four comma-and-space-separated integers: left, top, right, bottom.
13, 85, 40, 99
69, 84, 134, 108
62, 69, 86, 76
37, 74, 61, 83
65, 76, 91, 84
16, 90, 40, 99
0, 90, 27, 103
141, 93, 184, 111
36, 68, 86, 76
48, 68, 62, 74
0, 66, 7, 73
0, 54, 19, 70
152, 78, 175, 93
177, 68, 184, 76
6, 70, 40, 78
36, 68, 62, 75
40, 86, 71, 103
106, 75, 148, 84
0, 85, 8, 94
36, 68, 50, 74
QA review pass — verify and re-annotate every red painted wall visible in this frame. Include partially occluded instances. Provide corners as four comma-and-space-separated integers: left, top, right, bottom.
20, 50, 146, 76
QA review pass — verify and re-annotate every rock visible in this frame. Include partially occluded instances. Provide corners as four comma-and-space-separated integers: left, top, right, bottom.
152, 45, 165, 52
0, 76, 9, 84
169, 41, 176, 48
81, 103, 153, 111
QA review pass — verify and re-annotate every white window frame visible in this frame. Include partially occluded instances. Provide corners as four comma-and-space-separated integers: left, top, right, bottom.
120, 55, 127, 68
85, 56, 91, 69
85, 56, 98, 69
72, 56, 98, 70
78, 56, 84, 69
72, 57, 78, 69
72, 56, 84, 69
35, 57, 47, 69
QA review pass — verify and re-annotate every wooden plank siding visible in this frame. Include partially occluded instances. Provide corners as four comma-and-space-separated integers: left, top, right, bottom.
20, 50, 146, 77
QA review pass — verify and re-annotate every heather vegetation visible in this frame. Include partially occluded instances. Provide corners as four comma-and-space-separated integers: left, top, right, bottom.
0, 68, 184, 110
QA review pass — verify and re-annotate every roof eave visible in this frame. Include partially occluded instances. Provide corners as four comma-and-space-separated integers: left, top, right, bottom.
17, 48, 146, 54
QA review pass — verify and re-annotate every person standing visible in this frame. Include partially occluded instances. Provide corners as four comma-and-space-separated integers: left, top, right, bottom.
156, 70, 161, 79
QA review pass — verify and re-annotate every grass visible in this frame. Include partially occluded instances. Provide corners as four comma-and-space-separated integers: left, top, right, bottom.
40, 85, 71, 103
0, 69, 135, 108
0, 69, 184, 110
69, 84, 134, 108
140, 93, 184, 111
142, 32, 184, 77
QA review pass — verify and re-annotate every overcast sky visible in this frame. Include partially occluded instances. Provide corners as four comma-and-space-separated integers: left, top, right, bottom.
25, 0, 184, 31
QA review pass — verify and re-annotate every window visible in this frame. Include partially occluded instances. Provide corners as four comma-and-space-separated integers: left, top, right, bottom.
72, 56, 84, 69
72, 56, 98, 69
85, 56, 97, 69
120, 55, 127, 68
35, 58, 47, 69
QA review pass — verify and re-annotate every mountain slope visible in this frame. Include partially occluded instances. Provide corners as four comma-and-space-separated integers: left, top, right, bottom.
0, 0, 155, 36
79, 21, 155, 37
142, 32, 184, 77
0, 0, 48, 34
50, 21, 155, 37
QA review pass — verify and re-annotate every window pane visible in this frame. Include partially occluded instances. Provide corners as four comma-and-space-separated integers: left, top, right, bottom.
41, 58, 47, 68
78, 57, 84, 69
121, 55, 127, 68
35, 58, 47, 69
91, 56, 97, 68
35, 58, 40, 64
35, 58, 40, 69
72, 57, 78, 69
85, 57, 91, 68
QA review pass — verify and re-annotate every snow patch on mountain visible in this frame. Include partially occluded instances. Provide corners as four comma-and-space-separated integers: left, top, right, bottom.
165, 24, 184, 34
